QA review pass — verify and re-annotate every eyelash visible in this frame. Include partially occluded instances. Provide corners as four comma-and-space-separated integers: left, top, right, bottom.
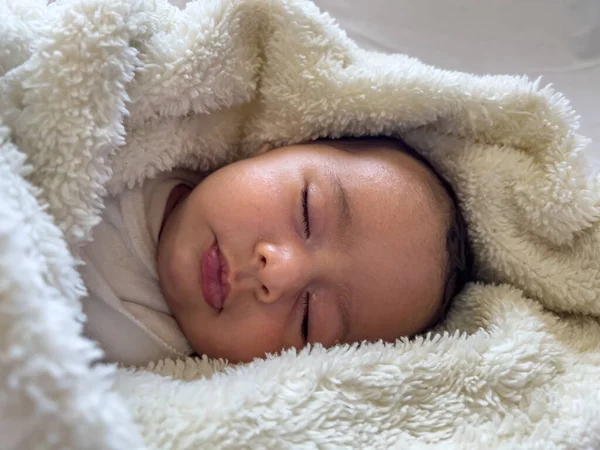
301, 292, 310, 343
302, 185, 310, 238
300, 184, 311, 342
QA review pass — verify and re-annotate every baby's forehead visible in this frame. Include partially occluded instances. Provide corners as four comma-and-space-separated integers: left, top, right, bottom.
365, 145, 452, 218
338, 144, 449, 208
336, 144, 451, 268
324, 139, 438, 178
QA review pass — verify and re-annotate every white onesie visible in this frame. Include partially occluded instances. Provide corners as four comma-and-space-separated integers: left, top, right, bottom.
79, 171, 202, 366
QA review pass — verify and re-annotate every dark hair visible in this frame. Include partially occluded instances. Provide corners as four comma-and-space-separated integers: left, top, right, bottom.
321, 136, 473, 329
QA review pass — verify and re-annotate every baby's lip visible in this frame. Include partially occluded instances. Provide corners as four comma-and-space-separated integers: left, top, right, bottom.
200, 241, 229, 311
219, 247, 230, 305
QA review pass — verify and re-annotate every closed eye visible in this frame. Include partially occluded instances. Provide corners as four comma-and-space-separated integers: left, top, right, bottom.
302, 185, 310, 238
301, 292, 310, 343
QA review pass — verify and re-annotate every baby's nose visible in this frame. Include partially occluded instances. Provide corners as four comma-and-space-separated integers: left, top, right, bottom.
255, 241, 308, 304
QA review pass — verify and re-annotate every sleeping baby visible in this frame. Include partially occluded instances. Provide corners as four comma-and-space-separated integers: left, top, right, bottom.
80, 137, 472, 366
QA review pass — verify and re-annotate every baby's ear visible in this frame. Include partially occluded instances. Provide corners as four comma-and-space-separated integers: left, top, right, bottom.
255, 143, 273, 155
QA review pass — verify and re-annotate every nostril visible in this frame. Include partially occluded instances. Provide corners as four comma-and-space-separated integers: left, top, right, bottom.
262, 285, 269, 296
260, 255, 266, 265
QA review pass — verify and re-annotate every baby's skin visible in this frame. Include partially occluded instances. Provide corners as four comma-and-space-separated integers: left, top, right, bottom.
157, 139, 449, 363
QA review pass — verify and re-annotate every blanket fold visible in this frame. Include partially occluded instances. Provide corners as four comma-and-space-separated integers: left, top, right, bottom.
1, 0, 599, 448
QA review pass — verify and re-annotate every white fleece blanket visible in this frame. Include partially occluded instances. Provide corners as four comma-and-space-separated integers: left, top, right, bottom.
1, 0, 599, 448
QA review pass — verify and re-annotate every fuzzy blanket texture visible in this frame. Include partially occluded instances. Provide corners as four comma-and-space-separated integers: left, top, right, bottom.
1, 0, 600, 448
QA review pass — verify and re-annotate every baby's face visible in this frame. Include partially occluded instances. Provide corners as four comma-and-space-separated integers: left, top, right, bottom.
157, 142, 447, 363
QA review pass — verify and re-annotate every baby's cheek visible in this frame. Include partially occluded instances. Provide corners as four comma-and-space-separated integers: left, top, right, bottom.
227, 316, 287, 360
186, 312, 288, 363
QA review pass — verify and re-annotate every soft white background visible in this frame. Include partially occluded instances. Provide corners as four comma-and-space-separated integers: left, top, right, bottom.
172, 0, 600, 165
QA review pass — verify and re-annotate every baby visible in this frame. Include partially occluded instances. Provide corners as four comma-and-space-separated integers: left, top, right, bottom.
80, 137, 471, 366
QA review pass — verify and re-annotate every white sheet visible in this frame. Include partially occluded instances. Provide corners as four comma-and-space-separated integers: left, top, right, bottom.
313, 0, 600, 165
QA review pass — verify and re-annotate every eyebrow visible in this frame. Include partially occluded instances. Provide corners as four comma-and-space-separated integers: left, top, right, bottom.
331, 173, 352, 236
329, 173, 353, 341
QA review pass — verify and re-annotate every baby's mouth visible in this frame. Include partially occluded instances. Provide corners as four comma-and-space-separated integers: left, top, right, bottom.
200, 241, 230, 311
